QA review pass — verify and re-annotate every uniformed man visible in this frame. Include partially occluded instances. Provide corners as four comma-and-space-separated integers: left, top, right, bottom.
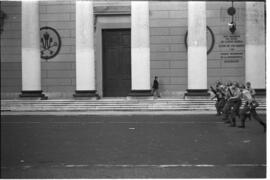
238, 82, 266, 132
210, 80, 224, 116
246, 81, 256, 98
217, 84, 226, 115
222, 81, 233, 122
227, 81, 242, 127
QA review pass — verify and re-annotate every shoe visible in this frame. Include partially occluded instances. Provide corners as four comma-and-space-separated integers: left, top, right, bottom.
229, 124, 236, 127
238, 125, 245, 128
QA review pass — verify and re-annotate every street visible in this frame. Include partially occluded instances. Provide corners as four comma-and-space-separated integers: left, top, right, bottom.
1, 114, 266, 178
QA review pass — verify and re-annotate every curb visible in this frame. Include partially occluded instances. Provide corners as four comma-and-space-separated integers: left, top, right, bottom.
1, 110, 266, 116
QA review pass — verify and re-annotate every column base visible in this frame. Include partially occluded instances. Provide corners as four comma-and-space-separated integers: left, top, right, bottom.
128, 90, 153, 99
254, 89, 266, 96
73, 90, 100, 99
184, 89, 210, 99
19, 90, 48, 100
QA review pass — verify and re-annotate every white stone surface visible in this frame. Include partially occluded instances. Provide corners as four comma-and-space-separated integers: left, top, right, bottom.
76, 0, 95, 91
187, 1, 207, 90
131, 1, 150, 90
245, 2, 266, 89
21, 1, 41, 91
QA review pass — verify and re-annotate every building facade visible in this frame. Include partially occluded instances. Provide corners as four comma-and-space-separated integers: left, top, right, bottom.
0, 0, 266, 99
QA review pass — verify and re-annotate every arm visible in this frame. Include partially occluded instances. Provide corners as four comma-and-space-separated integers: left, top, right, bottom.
250, 88, 256, 96
229, 89, 241, 100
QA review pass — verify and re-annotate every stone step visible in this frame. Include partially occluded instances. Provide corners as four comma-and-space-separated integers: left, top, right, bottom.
2, 108, 266, 112
1, 101, 266, 105
2, 99, 265, 101
2, 103, 266, 107
1, 99, 266, 112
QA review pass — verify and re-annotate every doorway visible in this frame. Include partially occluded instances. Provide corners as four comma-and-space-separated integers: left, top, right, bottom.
102, 29, 131, 97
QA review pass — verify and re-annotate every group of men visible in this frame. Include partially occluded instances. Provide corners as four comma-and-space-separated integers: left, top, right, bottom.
210, 81, 266, 132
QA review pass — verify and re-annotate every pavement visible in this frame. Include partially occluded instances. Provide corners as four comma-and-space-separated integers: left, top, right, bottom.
1, 110, 267, 116
1, 111, 222, 116
1, 114, 267, 178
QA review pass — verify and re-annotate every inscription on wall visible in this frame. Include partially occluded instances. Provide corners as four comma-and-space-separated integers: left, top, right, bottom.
218, 34, 244, 63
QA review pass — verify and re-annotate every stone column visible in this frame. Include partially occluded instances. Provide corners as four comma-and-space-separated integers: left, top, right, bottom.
74, 0, 98, 98
185, 1, 209, 97
245, 2, 266, 95
20, 1, 46, 98
129, 1, 152, 97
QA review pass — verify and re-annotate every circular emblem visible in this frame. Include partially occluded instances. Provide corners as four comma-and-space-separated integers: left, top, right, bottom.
227, 7, 236, 16
184, 26, 215, 55
40, 26, 61, 60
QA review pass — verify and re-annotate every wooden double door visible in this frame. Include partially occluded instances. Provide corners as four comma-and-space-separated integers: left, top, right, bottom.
102, 29, 131, 97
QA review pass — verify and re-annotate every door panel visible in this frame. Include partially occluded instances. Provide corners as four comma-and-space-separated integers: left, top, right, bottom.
102, 29, 131, 97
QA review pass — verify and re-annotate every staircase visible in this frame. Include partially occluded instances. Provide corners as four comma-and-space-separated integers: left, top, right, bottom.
1, 98, 266, 112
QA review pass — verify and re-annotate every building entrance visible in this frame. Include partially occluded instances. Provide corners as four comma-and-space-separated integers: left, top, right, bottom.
102, 29, 131, 97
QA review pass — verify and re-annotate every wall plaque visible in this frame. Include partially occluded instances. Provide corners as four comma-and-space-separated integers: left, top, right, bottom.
184, 26, 215, 55
218, 34, 244, 63
40, 26, 61, 60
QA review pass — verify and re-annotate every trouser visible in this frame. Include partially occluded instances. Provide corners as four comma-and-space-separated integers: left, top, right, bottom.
152, 88, 160, 97
230, 99, 242, 126
215, 100, 220, 114
217, 98, 226, 114
222, 101, 232, 120
240, 103, 266, 129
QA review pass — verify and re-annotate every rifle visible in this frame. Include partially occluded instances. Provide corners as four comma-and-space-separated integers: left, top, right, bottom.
228, 87, 233, 97
210, 86, 218, 100
210, 86, 217, 94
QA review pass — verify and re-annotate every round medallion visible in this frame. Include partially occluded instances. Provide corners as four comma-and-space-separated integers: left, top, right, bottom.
227, 7, 236, 16
184, 26, 215, 55
40, 26, 61, 60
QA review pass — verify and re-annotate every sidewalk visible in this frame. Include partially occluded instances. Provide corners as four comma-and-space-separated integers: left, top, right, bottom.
2, 110, 266, 116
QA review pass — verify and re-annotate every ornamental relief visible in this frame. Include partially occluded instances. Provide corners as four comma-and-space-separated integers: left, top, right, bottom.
40, 26, 61, 60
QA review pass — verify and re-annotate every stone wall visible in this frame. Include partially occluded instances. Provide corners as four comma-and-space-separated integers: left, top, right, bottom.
206, 1, 246, 86
39, 0, 76, 98
1, 1, 263, 99
149, 1, 188, 96
1, 1, 77, 99
1, 1, 22, 98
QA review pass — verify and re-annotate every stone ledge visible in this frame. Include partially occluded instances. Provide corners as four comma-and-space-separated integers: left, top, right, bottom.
184, 89, 210, 99
73, 90, 100, 99
128, 90, 153, 96
19, 91, 48, 100
254, 89, 266, 96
